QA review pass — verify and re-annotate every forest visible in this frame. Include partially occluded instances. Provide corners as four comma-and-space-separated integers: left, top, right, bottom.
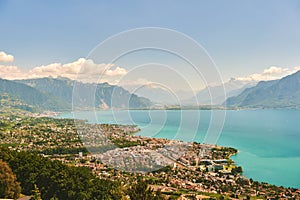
0, 147, 163, 200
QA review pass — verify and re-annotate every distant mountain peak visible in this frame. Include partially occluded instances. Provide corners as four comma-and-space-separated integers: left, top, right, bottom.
225, 70, 300, 108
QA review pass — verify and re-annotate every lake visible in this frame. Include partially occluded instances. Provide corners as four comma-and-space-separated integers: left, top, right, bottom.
58, 109, 300, 188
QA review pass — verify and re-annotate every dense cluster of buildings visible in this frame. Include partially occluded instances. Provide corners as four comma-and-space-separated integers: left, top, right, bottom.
1, 114, 299, 199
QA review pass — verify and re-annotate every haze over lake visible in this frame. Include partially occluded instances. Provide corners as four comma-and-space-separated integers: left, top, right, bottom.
59, 109, 300, 188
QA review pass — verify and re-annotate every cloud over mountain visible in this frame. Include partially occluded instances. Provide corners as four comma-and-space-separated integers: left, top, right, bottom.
0, 51, 14, 62
0, 58, 127, 84
0, 65, 22, 79
235, 66, 300, 82
1, 51, 299, 91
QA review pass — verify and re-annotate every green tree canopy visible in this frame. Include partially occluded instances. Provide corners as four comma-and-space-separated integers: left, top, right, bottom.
0, 159, 21, 199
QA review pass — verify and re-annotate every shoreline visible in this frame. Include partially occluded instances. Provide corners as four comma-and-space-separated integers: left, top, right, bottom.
1, 111, 299, 198
42, 106, 300, 114
70, 122, 300, 198
54, 110, 300, 189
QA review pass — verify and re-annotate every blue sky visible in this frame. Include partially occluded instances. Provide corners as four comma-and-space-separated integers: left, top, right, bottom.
1, 0, 300, 89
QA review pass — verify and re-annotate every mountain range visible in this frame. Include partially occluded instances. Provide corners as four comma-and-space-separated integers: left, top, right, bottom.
184, 79, 256, 106
127, 85, 192, 105
0, 77, 152, 111
0, 78, 66, 111
225, 70, 300, 108
1, 70, 300, 111
124, 79, 255, 106
130, 70, 300, 109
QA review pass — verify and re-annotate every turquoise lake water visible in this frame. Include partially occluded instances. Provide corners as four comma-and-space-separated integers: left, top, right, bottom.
59, 110, 300, 188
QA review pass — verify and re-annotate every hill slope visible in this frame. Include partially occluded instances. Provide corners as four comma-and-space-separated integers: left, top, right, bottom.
17, 77, 152, 110
184, 79, 256, 105
225, 71, 300, 108
0, 78, 67, 111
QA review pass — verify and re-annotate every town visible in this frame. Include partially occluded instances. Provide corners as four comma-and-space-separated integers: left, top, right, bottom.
0, 111, 299, 199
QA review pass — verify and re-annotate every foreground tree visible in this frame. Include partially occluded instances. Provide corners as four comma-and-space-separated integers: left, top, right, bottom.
0, 148, 125, 199
127, 178, 164, 200
0, 159, 21, 199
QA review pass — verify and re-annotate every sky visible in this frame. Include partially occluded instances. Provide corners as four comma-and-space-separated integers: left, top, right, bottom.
1, 0, 300, 91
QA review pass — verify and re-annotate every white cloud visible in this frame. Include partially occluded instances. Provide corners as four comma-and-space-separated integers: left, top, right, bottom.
293, 66, 300, 71
262, 66, 289, 75
0, 65, 23, 79
0, 58, 127, 84
104, 67, 127, 76
0, 51, 14, 63
235, 66, 300, 82
1, 52, 299, 88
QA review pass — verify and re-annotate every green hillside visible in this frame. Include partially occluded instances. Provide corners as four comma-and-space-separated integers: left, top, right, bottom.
0, 79, 67, 111
17, 77, 152, 110
225, 70, 300, 108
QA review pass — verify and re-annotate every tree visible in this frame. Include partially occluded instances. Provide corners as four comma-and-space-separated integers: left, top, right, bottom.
231, 166, 243, 175
0, 147, 167, 199
127, 178, 164, 200
31, 184, 42, 200
0, 159, 21, 199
